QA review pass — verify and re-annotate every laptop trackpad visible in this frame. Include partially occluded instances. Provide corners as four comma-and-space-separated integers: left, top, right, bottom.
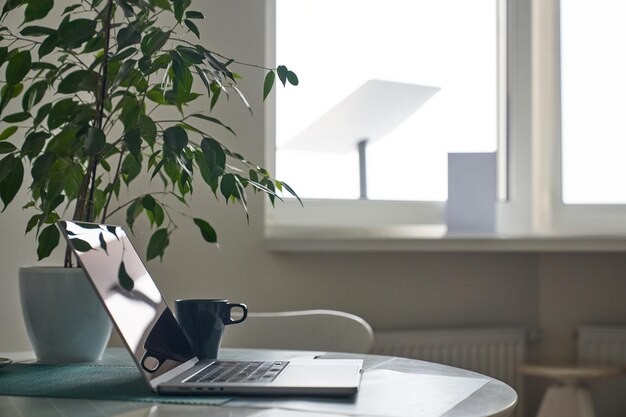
276, 360, 362, 386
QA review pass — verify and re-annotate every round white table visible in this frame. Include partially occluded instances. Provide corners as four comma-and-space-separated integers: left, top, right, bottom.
0, 348, 517, 417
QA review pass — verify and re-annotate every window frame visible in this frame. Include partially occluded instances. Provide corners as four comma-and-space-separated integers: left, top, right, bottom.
531, 0, 626, 236
263, 0, 626, 251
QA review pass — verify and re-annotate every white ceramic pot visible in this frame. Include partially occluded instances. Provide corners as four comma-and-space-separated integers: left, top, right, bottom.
19, 266, 112, 363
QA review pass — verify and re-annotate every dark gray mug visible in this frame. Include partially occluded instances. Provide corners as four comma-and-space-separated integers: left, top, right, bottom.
175, 299, 248, 359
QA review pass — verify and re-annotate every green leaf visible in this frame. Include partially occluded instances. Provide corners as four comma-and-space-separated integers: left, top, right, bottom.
276, 65, 288, 87
58, 19, 96, 49
193, 218, 217, 243
125, 199, 143, 230
37, 224, 59, 260
0, 142, 17, 154
184, 19, 199, 38
62, 161, 84, 199
220, 173, 236, 201
249, 169, 259, 183
121, 153, 141, 184
38, 34, 58, 59
173, 0, 190, 22
140, 29, 170, 57
62, 4, 81, 14
3, 83, 24, 99
2, 111, 30, 123
0, 47, 8, 68
281, 181, 302, 206
22, 80, 47, 111
48, 127, 78, 156
70, 238, 93, 252
115, 0, 134, 17
142, 194, 156, 211
146, 201, 164, 226
139, 115, 156, 145
176, 46, 203, 64
146, 228, 169, 261
150, 158, 165, 180
6, 50, 31, 85
286, 70, 299, 86
163, 125, 188, 153
110, 47, 137, 62
58, 70, 99, 94
21, 131, 49, 158
47, 98, 77, 130
186, 10, 203, 19
209, 81, 221, 110
118, 261, 134, 291
113, 59, 135, 87
194, 150, 215, 190
82, 35, 103, 54
201, 137, 225, 173
118, 96, 141, 131
263, 71, 275, 101
0, 126, 18, 141
0, 155, 16, 183
123, 127, 141, 161
30, 62, 56, 71
189, 113, 235, 135
0, 156, 22, 210
20, 25, 56, 37
34, 102, 51, 125
25, 214, 41, 234
146, 88, 166, 104
84, 127, 106, 156
24, 0, 53, 22
117, 26, 141, 50
150, 0, 170, 10
1, 0, 26, 18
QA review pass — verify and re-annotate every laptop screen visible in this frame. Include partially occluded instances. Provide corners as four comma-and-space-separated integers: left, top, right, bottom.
57, 220, 195, 382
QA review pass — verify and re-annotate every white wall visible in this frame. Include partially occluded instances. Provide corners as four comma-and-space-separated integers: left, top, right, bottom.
0, 1, 625, 415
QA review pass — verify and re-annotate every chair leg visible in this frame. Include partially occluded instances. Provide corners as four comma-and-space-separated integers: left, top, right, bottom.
536, 385, 595, 417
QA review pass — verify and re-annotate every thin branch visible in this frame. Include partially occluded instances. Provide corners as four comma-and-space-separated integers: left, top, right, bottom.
101, 146, 125, 222
86, 0, 115, 222
171, 37, 274, 71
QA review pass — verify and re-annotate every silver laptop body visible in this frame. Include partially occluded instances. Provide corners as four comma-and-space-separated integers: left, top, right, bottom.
57, 220, 363, 396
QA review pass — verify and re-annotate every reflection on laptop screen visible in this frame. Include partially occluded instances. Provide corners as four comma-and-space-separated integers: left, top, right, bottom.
57, 221, 194, 381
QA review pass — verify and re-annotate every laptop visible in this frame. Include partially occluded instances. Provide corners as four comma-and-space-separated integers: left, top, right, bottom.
57, 220, 363, 396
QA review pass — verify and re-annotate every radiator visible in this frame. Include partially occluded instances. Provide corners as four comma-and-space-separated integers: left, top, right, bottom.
372, 327, 526, 417
577, 326, 626, 417
578, 325, 626, 364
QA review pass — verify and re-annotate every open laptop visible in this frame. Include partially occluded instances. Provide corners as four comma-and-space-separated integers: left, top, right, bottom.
57, 220, 363, 396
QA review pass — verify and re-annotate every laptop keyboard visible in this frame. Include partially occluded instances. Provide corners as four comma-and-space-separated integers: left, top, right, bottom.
185, 361, 289, 384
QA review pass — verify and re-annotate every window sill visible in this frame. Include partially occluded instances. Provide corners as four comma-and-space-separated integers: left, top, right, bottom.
265, 225, 626, 252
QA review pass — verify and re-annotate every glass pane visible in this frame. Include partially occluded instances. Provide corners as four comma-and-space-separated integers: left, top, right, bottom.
561, 0, 626, 204
275, 0, 498, 201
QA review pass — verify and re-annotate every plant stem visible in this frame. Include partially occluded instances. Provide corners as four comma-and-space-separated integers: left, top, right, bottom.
100, 147, 125, 222
86, 0, 114, 222
65, 0, 114, 267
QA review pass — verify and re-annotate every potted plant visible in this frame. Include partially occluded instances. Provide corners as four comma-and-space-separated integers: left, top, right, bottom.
0, 0, 299, 362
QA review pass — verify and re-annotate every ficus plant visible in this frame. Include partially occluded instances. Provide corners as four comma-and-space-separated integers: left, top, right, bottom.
0, 0, 300, 267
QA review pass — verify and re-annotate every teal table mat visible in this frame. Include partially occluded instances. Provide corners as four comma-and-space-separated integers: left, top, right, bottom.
0, 363, 230, 405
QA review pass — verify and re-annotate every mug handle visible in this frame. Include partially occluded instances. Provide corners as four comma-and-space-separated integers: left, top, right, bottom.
225, 303, 248, 325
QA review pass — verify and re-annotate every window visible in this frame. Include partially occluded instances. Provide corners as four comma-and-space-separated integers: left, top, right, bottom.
266, 0, 626, 249
528, 0, 626, 236
561, 0, 626, 204
273, 0, 499, 202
